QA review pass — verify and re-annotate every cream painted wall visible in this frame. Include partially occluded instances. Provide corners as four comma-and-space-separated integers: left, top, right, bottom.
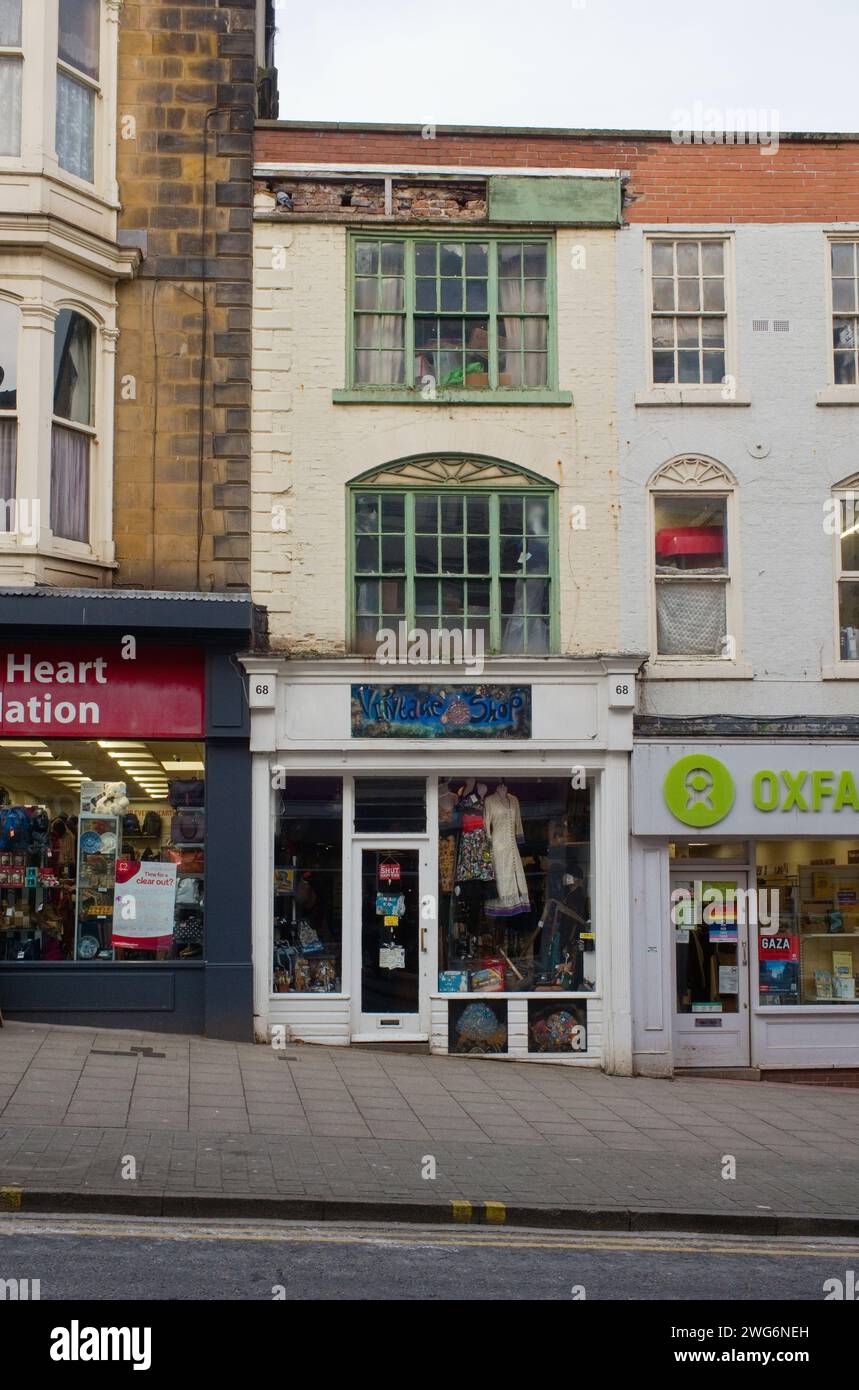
252, 220, 620, 654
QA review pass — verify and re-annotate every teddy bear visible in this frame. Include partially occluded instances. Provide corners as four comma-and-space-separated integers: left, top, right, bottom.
93, 782, 130, 816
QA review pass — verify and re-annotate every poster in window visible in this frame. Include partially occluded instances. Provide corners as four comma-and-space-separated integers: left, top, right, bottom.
448, 998, 508, 1054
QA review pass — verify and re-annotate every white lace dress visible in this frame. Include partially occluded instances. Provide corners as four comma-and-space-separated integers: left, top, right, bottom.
484, 790, 530, 917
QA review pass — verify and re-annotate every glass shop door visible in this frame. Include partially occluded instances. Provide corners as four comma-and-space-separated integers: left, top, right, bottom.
352, 843, 432, 1040
672, 871, 751, 1067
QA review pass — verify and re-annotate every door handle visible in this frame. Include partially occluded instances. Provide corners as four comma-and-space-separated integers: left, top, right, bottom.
741, 938, 747, 966
420, 926, 428, 953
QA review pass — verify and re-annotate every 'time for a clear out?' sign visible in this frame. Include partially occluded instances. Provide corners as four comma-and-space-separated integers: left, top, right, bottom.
0, 642, 205, 737
112, 860, 179, 952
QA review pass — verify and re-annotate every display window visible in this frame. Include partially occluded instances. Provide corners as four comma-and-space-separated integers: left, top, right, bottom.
0, 738, 205, 963
273, 778, 343, 994
437, 776, 593, 995
757, 840, 859, 1006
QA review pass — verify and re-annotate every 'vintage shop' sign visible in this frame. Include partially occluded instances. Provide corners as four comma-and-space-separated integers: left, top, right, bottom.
351, 684, 532, 739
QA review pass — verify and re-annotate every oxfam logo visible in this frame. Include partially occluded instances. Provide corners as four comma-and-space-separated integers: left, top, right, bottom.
663, 754, 735, 828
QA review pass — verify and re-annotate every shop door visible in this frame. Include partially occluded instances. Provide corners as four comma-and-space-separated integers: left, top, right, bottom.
352, 844, 432, 1040
672, 871, 751, 1067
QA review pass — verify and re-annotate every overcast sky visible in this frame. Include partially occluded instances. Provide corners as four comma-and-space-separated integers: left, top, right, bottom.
273, 0, 855, 133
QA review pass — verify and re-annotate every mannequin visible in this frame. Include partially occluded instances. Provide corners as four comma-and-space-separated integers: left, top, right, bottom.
484, 782, 530, 917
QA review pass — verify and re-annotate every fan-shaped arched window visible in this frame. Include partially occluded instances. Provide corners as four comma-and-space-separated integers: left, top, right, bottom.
650, 455, 737, 660
349, 456, 558, 657
832, 476, 859, 660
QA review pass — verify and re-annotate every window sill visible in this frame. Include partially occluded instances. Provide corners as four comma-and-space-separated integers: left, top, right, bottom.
333, 388, 574, 407
634, 387, 751, 407
822, 664, 859, 679
817, 387, 859, 406
646, 660, 754, 679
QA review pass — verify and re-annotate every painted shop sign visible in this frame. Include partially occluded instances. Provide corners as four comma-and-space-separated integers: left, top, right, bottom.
351, 684, 532, 739
0, 642, 205, 738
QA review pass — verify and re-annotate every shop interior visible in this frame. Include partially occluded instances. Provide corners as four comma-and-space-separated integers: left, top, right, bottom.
670, 837, 859, 1008
438, 776, 594, 994
757, 839, 859, 1006
0, 739, 205, 963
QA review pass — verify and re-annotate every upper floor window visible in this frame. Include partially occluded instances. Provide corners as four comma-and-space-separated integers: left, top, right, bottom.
56, 0, 100, 182
0, 299, 18, 519
350, 459, 557, 656
350, 235, 553, 392
831, 241, 859, 386
51, 308, 93, 543
649, 238, 728, 386
835, 487, 859, 659
0, 0, 22, 156
651, 457, 735, 661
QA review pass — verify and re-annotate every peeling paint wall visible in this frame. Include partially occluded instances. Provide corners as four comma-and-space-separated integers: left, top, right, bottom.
252, 220, 620, 655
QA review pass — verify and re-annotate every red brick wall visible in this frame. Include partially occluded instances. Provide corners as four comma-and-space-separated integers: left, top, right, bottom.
255, 126, 859, 223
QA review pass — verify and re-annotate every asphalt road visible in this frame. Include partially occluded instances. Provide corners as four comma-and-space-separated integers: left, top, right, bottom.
1, 1215, 857, 1300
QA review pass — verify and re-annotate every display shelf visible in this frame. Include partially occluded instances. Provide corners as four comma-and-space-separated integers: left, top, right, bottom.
801, 932, 859, 938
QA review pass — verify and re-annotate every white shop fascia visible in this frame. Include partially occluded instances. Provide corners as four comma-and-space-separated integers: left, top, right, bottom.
241, 655, 645, 1073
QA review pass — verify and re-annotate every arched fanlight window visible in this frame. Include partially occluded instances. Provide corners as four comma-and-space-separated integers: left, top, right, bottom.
349, 455, 558, 657
650, 455, 737, 660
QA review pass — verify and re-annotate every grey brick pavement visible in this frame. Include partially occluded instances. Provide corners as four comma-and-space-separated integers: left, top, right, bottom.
1, 1022, 858, 1219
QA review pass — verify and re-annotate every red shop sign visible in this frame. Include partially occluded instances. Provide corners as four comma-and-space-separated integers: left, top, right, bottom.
0, 642, 205, 738
379, 861, 401, 882
759, 934, 799, 962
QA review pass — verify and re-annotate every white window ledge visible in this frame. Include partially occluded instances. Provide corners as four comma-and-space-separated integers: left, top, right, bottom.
822, 663, 859, 679
646, 660, 754, 679
635, 387, 751, 407
817, 386, 859, 406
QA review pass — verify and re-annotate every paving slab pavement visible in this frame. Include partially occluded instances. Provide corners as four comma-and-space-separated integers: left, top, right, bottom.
1, 1021, 859, 1232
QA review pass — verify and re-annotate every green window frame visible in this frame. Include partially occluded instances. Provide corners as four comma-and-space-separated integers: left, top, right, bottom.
347, 233, 558, 395
349, 485, 559, 656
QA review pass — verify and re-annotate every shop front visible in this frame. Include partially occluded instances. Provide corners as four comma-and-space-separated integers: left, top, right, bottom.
244, 657, 641, 1071
631, 740, 859, 1075
0, 590, 254, 1040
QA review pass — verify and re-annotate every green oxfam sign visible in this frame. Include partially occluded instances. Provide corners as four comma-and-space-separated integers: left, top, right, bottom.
663, 754, 736, 828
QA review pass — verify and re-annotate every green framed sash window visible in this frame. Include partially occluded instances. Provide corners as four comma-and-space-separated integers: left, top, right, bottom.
351, 486, 557, 656
349, 234, 556, 393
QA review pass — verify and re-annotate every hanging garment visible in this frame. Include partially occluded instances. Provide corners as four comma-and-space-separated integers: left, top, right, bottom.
439, 834, 457, 894
484, 789, 530, 916
454, 792, 495, 883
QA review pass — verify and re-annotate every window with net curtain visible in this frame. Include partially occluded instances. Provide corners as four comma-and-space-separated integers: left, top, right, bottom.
56, 0, 100, 182
654, 494, 729, 657
52, 310, 93, 544
0, 300, 18, 526
351, 237, 551, 390
352, 485, 554, 656
0, 0, 22, 157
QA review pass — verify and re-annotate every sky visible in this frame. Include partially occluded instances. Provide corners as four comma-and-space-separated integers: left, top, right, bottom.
273, 0, 856, 133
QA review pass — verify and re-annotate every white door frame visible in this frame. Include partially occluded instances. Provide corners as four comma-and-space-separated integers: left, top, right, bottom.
671, 866, 752, 1067
350, 835, 433, 1041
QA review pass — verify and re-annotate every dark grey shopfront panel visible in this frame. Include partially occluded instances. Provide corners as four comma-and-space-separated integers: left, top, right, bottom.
0, 964, 205, 1033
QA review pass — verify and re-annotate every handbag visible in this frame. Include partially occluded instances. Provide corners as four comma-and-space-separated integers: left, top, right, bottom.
176, 875, 203, 906
171, 811, 205, 844
168, 778, 204, 808
174, 913, 204, 945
